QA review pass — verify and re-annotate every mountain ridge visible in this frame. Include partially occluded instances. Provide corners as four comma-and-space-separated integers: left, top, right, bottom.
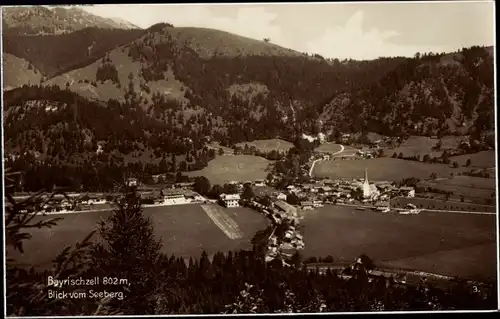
2, 6, 140, 36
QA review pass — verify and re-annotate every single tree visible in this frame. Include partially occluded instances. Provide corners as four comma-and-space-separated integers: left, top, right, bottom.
91, 186, 163, 314
241, 183, 255, 200
194, 176, 211, 196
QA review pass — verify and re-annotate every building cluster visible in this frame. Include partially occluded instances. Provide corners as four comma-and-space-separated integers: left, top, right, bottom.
284, 169, 415, 210
246, 199, 305, 266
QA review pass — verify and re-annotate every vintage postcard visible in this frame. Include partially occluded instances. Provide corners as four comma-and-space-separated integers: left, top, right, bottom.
2, 2, 497, 316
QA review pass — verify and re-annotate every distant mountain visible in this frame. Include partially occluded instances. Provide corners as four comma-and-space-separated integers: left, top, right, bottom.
3, 19, 494, 184
320, 46, 495, 139
2, 6, 139, 36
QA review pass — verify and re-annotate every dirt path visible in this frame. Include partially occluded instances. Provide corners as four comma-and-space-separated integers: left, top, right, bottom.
201, 204, 243, 240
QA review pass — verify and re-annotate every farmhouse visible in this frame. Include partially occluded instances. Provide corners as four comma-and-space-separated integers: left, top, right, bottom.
321, 178, 336, 185
163, 193, 189, 205
400, 187, 415, 198
175, 182, 195, 189
274, 200, 298, 217
301, 201, 314, 210
127, 178, 138, 187
375, 201, 390, 212
276, 192, 287, 200
220, 193, 241, 208
254, 179, 266, 187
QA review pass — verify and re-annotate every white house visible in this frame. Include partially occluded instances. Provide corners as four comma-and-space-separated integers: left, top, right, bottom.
164, 193, 189, 205
400, 187, 415, 198
276, 193, 287, 200
254, 179, 266, 187
127, 178, 138, 187
220, 193, 241, 208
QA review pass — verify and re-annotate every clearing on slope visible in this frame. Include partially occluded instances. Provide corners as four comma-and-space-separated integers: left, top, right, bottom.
43, 45, 189, 107
385, 135, 466, 158
166, 26, 303, 59
236, 139, 294, 153
185, 155, 273, 185
2, 53, 43, 91
3, 28, 145, 78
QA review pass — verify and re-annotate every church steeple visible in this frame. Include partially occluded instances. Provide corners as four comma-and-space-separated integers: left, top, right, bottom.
362, 168, 371, 198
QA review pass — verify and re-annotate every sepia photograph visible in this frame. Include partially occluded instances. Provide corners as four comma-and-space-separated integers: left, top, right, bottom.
2, 1, 498, 316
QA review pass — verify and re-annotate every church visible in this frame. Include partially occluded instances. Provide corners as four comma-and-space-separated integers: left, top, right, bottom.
361, 168, 380, 200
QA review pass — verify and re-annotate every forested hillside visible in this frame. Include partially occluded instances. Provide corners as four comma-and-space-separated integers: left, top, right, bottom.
3, 23, 495, 192
3, 27, 146, 79
3, 86, 216, 192
320, 46, 495, 139
42, 24, 406, 144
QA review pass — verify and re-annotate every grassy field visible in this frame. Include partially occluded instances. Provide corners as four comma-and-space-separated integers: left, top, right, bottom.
9, 204, 269, 270
385, 135, 465, 158
185, 155, 273, 185
300, 205, 496, 281
236, 139, 294, 153
417, 175, 496, 203
313, 157, 467, 181
315, 143, 343, 154
45, 46, 188, 106
450, 151, 496, 168
392, 197, 496, 212
3, 53, 43, 91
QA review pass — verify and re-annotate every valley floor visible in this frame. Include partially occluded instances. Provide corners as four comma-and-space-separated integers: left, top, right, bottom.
9, 202, 496, 282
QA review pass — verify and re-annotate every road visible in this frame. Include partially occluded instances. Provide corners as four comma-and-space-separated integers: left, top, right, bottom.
335, 203, 495, 215
309, 144, 345, 177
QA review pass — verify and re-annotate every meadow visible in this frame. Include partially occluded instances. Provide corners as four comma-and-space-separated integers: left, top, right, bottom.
416, 175, 496, 204
9, 204, 269, 270
392, 197, 496, 213
312, 157, 467, 181
235, 139, 294, 153
450, 150, 496, 169
185, 155, 272, 185
300, 205, 496, 281
384, 135, 465, 158
315, 143, 343, 154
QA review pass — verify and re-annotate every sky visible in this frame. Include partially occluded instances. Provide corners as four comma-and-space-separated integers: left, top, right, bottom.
80, 1, 495, 60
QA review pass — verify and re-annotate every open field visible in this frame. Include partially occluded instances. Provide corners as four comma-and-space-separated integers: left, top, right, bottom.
9, 204, 269, 270
315, 143, 357, 158
313, 157, 468, 181
417, 176, 496, 203
392, 197, 496, 213
432, 175, 496, 189
315, 143, 343, 154
382, 243, 497, 281
450, 151, 496, 169
300, 205, 496, 281
185, 155, 272, 185
236, 139, 294, 153
384, 135, 465, 158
